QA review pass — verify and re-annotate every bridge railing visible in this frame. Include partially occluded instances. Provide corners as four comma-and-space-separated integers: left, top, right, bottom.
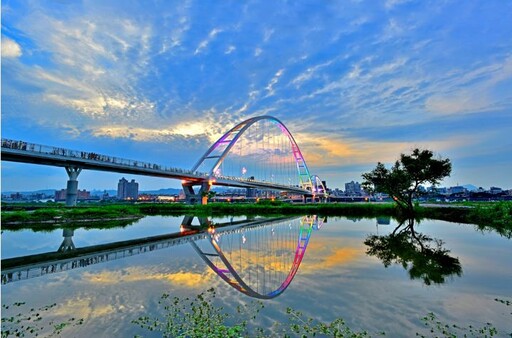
1, 138, 210, 178
215, 174, 305, 191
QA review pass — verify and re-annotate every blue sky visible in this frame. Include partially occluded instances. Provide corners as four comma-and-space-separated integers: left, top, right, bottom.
2, 0, 512, 192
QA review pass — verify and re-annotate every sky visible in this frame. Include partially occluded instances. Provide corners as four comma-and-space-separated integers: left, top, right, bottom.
1, 0, 512, 192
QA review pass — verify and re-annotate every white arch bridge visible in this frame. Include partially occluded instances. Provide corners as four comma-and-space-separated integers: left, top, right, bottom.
1, 116, 328, 205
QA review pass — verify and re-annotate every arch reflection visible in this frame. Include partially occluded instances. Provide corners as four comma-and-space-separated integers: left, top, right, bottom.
190, 216, 317, 299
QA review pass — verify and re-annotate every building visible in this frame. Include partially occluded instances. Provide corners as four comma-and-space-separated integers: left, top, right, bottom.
489, 186, 503, 194
10, 192, 23, 200
448, 186, 466, 195
344, 181, 362, 196
246, 188, 257, 198
54, 189, 91, 201
117, 177, 139, 200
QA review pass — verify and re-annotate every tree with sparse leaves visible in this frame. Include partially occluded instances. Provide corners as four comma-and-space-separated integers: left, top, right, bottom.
362, 148, 451, 215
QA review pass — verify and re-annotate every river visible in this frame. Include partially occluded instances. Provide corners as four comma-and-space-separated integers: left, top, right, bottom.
1, 215, 511, 337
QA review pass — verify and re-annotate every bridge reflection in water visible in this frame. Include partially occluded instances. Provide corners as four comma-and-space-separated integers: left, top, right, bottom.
2, 216, 323, 298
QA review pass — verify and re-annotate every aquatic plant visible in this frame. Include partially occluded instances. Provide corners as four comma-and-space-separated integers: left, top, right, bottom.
1, 302, 83, 337
132, 288, 264, 338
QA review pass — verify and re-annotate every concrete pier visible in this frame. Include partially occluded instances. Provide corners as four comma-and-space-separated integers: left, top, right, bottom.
182, 181, 211, 205
65, 167, 82, 206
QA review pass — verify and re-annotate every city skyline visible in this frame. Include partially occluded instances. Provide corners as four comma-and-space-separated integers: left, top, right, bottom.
2, 0, 512, 192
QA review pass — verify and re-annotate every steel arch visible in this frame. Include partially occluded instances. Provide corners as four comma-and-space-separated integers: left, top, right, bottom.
190, 216, 314, 299
192, 116, 313, 191
311, 175, 328, 199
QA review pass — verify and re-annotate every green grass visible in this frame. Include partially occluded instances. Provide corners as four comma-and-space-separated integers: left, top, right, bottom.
2, 201, 511, 236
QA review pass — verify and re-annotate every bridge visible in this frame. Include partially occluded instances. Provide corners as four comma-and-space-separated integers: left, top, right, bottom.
2, 215, 324, 298
1, 116, 328, 205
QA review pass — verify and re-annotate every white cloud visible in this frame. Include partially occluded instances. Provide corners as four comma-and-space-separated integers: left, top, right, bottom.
425, 92, 491, 115
378, 18, 406, 42
225, 45, 236, 54
195, 27, 223, 55
90, 116, 229, 143
265, 68, 285, 97
1, 36, 22, 58
263, 28, 274, 42
348, 64, 361, 79
385, 0, 413, 9
2, 8, 169, 130
296, 131, 477, 169
291, 59, 336, 88
425, 56, 512, 115
369, 57, 408, 77
159, 7, 191, 54
234, 103, 249, 114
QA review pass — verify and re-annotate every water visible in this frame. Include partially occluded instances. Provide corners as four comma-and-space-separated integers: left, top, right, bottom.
1, 215, 511, 337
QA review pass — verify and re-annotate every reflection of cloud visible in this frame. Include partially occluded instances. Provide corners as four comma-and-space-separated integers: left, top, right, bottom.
303, 239, 366, 272
83, 267, 213, 288
321, 248, 361, 268
167, 271, 214, 287
53, 297, 116, 318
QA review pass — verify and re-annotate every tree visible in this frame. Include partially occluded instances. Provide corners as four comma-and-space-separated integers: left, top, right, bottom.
362, 148, 451, 215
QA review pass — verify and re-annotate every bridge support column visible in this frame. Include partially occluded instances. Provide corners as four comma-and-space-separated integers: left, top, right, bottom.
181, 215, 213, 228
65, 167, 82, 207
182, 181, 211, 205
58, 229, 76, 252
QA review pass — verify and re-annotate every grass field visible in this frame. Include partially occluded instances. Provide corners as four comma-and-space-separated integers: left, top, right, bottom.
2, 201, 510, 236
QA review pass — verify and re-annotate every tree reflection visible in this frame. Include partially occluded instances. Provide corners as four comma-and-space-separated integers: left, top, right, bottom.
364, 218, 462, 285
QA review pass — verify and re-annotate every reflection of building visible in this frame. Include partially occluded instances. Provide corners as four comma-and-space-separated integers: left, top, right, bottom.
55, 189, 90, 201
376, 216, 391, 225
117, 178, 139, 200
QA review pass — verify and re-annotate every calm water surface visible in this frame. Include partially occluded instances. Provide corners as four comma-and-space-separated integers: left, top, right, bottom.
1, 215, 511, 337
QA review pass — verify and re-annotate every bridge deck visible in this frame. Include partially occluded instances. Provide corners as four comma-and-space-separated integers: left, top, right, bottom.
1, 138, 311, 194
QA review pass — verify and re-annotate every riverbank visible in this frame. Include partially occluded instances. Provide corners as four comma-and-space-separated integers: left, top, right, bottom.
2, 201, 510, 235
